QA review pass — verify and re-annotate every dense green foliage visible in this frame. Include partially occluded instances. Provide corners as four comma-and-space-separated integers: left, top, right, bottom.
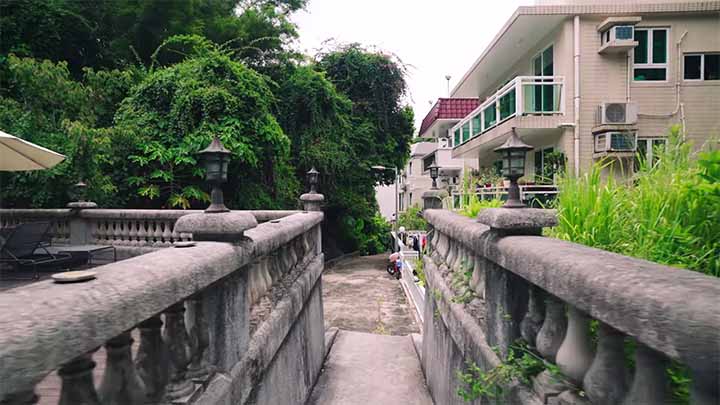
0, 1, 414, 255
397, 205, 427, 231
551, 127, 719, 277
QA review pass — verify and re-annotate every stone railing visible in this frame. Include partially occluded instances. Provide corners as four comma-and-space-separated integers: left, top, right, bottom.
0, 208, 300, 259
421, 208, 719, 405
0, 209, 72, 244
0, 204, 326, 404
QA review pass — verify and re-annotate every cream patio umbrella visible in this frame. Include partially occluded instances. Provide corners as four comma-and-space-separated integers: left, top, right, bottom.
0, 130, 66, 171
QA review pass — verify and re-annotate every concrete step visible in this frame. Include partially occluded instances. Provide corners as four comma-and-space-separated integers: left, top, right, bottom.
307, 330, 433, 405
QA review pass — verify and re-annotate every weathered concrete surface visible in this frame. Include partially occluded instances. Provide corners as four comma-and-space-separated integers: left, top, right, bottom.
306, 330, 432, 405
322, 254, 419, 335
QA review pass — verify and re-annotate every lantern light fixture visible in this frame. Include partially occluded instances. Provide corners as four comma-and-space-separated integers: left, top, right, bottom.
307, 167, 319, 193
494, 128, 532, 208
428, 164, 440, 189
198, 136, 232, 213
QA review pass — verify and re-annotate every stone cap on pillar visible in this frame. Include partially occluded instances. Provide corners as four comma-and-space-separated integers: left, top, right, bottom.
67, 201, 98, 209
300, 192, 324, 212
476, 208, 557, 235
174, 211, 257, 242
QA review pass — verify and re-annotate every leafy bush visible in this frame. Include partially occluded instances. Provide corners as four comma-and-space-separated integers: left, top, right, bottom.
398, 205, 427, 230
458, 196, 503, 218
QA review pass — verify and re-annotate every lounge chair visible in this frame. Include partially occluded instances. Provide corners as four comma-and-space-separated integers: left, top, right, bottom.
0, 222, 73, 280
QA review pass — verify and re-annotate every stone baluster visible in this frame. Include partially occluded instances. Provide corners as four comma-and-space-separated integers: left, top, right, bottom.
128, 220, 138, 246
151, 221, 163, 247
112, 220, 123, 245
556, 306, 595, 385
135, 316, 169, 402
136, 220, 148, 246
536, 294, 567, 363
163, 303, 195, 401
58, 352, 100, 405
170, 223, 182, 244
161, 220, 173, 246
91, 220, 102, 244
622, 343, 670, 405
583, 322, 628, 404
288, 238, 298, 269
520, 285, 545, 347
446, 240, 457, 270
99, 331, 146, 405
186, 295, 211, 382
470, 255, 485, 300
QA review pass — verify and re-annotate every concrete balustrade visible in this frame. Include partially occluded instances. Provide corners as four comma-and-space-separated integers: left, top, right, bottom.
421, 208, 720, 405
0, 207, 325, 405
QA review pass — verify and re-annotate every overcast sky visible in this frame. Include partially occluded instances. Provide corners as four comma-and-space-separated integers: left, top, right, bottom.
292, 0, 535, 135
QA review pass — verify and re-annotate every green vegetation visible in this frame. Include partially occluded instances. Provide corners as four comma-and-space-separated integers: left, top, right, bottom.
458, 196, 503, 218
457, 341, 564, 401
398, 205, 427, 230
413, 257, 426, 287
0, 1, 414, 255
550, 127, 719, 277
450, 259, 475, 304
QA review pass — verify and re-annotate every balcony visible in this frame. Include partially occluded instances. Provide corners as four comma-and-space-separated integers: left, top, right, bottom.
450, 76, 566, 159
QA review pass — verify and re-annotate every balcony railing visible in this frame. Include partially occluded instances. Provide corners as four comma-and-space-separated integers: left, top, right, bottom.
448, 184, 559, 210
450, 76, 565, 148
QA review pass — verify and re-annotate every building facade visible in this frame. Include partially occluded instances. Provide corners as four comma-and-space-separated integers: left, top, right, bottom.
445, 0, 719, 179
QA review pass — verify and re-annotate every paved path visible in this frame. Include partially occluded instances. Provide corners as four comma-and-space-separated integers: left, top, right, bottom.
307, 330, 432, 405
308, 254, 432, 404
322, 254, 419, 335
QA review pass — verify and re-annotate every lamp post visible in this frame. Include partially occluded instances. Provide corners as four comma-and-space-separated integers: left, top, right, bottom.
198, 136, 232, 213
428, 164, 439, 189
372, 165, 399, 230
494, 128, 533, 208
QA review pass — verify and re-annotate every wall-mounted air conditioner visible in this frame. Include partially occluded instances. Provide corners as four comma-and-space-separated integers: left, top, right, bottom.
438, 137, 450, 149
594, 131, 637, 153
597, 103, 638, 125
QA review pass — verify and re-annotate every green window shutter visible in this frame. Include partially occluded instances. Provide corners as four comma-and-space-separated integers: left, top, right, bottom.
634, 30, 648, 64
652, 30, 667, 63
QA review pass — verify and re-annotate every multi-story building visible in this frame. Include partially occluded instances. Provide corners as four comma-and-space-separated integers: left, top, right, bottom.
443, 0, 719, 180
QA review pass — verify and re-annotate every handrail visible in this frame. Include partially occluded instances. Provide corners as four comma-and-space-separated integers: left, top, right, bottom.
0, 211, 323, 398
449, 75, 565, 148
423, 209, 720, 397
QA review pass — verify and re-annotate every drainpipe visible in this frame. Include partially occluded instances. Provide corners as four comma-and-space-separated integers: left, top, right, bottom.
573, 15, 581, 176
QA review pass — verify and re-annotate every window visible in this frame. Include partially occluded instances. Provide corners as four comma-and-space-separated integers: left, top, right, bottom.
454, 128, 461, 146
684, 53, 720, 81
635, 138, 666, 170
601, 25, 634, 45
472, 114, 482, 136
633, 28, 668, 81
462, 122, 471, 143
534, 147, 556, 183
530, 45, 555, 112
483, 104, 496, 130
498, 89, 516, 121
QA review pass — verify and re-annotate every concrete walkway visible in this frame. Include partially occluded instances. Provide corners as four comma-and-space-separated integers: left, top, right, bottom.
308, 254, 432, 404
322, 254, 419, 335
306, 330, 432, 405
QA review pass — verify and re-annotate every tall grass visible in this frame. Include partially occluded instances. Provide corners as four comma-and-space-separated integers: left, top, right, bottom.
550, 126, 719, 277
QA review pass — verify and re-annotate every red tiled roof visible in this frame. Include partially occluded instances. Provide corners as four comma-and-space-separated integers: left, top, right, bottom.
418, 98, 480, 137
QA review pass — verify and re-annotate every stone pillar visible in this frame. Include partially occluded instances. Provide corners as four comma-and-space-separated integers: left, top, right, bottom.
421, 189, 447, 210
300, 192, 324, 212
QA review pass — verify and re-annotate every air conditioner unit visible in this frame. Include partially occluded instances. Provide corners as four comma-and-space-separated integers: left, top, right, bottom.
597, 102, 638, 125
594, 131, 637, 153
438, 137, 449, 149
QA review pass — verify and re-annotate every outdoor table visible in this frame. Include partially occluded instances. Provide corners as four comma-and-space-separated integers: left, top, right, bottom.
39, 244, 116, 266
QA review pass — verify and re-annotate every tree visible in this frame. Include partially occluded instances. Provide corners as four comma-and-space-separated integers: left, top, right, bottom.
114, 48, 298, 209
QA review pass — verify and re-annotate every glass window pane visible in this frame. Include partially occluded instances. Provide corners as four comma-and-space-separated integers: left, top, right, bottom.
462, 122, 471, 142
616, 26, 633, 40
499, 89, 516, 121
652, 30, 667, 63
705, 54, 720, 80
634, 30, 648, 64
472, 115, 482, 135
634, 68, 666, 81
542, 46, 553, 76
533, 56, 542, 76
684, 55, 702, 80
483, 105, 496, 129
454, 128, 461, 146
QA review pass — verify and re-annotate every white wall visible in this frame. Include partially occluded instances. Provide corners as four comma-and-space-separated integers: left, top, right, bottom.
375, 184, 397, 222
